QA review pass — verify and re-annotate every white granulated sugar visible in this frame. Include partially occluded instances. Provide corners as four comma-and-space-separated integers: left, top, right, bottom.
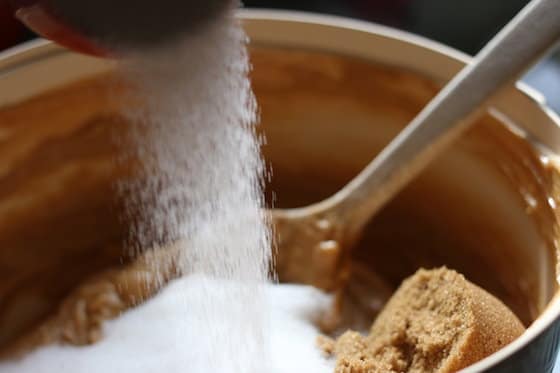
0, 276, 334, 373
121, 11, 270, 284
117, 8, 272, 373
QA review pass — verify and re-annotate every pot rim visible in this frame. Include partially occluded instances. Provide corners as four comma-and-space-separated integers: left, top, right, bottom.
1, 9, 559, 372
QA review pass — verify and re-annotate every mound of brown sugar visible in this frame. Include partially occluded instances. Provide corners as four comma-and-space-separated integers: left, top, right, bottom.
322, 267, 525, 373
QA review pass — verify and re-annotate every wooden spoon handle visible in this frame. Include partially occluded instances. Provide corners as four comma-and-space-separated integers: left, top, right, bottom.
326, 0, 560, 231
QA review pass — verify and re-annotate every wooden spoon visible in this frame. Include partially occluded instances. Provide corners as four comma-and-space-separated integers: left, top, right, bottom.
272, 0, 560, 291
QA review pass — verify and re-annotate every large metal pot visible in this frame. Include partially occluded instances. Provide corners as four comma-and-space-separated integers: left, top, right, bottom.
0, 10, 558, 372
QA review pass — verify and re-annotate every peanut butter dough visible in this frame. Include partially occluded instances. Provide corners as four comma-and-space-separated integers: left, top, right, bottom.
322, 267, 525, 373
0, 243, 180, 360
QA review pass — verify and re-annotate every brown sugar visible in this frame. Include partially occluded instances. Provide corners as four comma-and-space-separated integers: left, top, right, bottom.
324, 267, 525, 373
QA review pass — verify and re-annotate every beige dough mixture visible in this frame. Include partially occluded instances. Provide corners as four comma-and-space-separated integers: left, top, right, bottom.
319, 267, 525, 373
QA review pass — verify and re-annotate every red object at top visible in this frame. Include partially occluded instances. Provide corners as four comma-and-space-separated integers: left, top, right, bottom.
7, 0, 108, 56
5, 0, 230, 57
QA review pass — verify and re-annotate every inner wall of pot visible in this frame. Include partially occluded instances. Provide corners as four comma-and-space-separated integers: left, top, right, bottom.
252, 47, 558, 326
0, 45, 557, 352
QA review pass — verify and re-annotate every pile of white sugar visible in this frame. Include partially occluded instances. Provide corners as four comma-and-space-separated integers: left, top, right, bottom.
0, 276, 334, 373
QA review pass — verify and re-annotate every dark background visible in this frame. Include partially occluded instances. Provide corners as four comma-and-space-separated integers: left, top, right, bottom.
245, 0, 528, 55
1, 0, 559, 112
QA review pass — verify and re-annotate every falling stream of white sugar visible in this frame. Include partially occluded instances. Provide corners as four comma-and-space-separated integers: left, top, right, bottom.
119, 11, 272, 373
